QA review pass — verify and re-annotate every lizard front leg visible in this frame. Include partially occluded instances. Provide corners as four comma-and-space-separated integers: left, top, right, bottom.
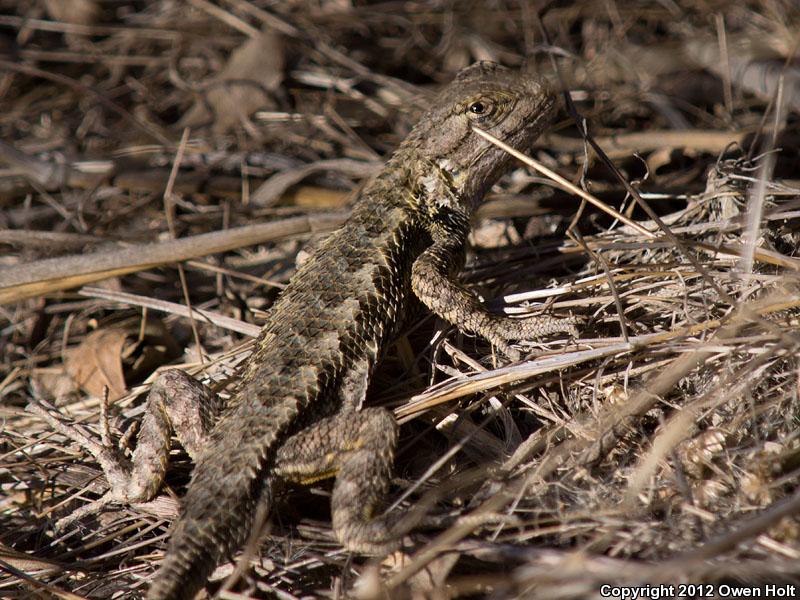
411, 238, 577, 359
29, 369, 223, 526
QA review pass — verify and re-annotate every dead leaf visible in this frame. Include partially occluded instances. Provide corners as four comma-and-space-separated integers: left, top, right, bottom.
43, 0, 99, 26
180, 30, 285, 134
30, 366, 80, 401
65, 328, 127, 400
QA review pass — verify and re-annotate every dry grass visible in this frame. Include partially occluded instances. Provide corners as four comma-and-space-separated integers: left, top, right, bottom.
1, 1, 800, 598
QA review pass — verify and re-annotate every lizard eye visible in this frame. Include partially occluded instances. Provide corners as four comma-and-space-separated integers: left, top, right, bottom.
466, 99, 494, 118
469, 101, 486, 114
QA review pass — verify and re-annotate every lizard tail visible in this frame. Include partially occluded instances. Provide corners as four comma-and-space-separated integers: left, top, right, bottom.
146, 398, 290, 600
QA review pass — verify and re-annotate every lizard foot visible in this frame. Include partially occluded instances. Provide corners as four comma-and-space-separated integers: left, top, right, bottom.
28, 369, 221, 528
485, 312, 580, 360
27, 397, 123, 530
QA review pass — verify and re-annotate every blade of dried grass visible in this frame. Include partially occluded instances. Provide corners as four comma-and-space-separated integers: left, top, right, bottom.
546, 129, 749, 157
0, 557, 84, 600
77, 287, 260, 337
0, 212, 347, 304
186, 0, 258, 37
396, 344, 630, 423
472, 126, 655, 239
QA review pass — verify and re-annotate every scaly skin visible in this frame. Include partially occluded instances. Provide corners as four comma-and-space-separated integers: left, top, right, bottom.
31, 61, 575, 600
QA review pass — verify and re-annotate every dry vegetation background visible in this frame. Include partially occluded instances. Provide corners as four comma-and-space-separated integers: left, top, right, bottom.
1, 0, 800, 598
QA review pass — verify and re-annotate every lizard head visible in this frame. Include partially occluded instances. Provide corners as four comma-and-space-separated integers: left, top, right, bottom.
401, 61, 556, 213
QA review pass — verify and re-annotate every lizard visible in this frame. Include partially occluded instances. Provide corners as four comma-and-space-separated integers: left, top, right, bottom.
29, 61, 576, 600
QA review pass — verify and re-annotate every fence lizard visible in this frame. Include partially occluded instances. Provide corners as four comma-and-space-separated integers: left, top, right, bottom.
31, 61, 576, 599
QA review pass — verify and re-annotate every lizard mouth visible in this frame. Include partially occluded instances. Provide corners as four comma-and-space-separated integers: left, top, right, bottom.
516, 87, 556, 146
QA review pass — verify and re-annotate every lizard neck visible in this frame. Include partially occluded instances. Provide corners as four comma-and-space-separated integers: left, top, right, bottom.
369, 148, 473, 221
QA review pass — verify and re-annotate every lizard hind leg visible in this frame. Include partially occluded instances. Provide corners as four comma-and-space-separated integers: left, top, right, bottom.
29, 368, 223, 524
274, 406, 401, 555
